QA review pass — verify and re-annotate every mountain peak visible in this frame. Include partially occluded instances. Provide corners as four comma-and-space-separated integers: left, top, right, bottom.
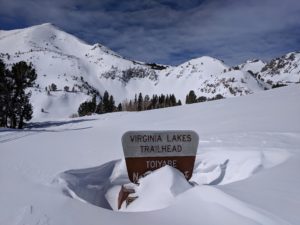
25, 23, 60, 32
36, 22, 56, 27
188, 56, 224, 65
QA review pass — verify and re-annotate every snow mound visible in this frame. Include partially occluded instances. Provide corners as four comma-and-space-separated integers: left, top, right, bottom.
106, 165, 192, 211
55, 148, 289, 212
191, 149, 290, 185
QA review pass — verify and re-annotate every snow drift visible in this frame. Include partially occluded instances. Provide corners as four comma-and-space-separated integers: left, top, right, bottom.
57, 146, 289, 212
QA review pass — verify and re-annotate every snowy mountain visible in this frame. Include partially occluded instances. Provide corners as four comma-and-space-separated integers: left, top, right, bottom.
0, 23, 157, 118
238, 59, 266, 74
159, 56, 263, 99
258, 52, 300, 87
0, 23, 299, 119
1, 85, 300, 224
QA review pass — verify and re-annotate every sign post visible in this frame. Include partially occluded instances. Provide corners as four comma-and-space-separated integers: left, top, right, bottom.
122, 130, 199, 183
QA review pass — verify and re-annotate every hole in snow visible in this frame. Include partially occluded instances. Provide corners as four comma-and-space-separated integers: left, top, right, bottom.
54, 149, 289, 212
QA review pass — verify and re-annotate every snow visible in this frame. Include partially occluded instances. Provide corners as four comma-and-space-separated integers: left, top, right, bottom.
105, 165, 192, 212
1, 85, 300, 224
259, 52, 300, 84
239, 59, 266, 74
30, 89, 88, 118
4, 24, 295, 119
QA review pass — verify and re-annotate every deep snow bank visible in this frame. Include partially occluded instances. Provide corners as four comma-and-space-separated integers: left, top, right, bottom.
56, 147, 289, 212
106, 165, 192, 211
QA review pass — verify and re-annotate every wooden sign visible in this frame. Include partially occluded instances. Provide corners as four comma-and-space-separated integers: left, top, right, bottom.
122, 130, 199, 183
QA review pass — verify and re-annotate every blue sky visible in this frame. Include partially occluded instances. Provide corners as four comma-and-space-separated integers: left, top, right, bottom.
0, 0, 299, 65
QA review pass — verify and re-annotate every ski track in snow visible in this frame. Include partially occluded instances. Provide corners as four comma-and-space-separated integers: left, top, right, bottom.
0, 118, 95, 143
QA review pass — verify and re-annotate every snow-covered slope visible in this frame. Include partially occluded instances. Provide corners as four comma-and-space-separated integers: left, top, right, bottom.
0, 85, 300, 224
156, 56, 263, 100
239, 59, 266, 74
258, 52, 300, 86
0, 24, 299, 119
0, 23, 158, 118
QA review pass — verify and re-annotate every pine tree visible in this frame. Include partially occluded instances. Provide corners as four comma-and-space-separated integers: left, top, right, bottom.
78, 101, 92, 116
96, 101, 103, 114
170, 94, 177, 106
17, 95, 33, 129
0, 60, 10, 127
151, 94, 158, 109
78, 98, 96, 117
77, 94, 97, 117
92, 94, 97, 109
117, 103, 122, 111
198, 96, 207, 102
214, 94, 224, 100
137, 92, 143, 111
158, 94, 165, 108
165, 95, 169, 107
13, 62, 36, 128
186, 90, 197, 104
128, 100, 133, 111
185, 95, 189, 104
0, 61, 37, 128
50, 83, 57, 91
134, 94, 138, 111
108, 95, 115, 112
102, 90, 110, 113
64, 86, 69, 92
144, 94, 150, 110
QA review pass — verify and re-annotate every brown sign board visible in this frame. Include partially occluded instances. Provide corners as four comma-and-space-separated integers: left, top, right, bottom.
122, 130, 199, 183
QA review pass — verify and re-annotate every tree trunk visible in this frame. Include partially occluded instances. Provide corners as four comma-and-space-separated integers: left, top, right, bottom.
18, 115, 24, 129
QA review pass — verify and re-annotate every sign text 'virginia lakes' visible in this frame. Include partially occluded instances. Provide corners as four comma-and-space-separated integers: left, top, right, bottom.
122, 130, 199, 183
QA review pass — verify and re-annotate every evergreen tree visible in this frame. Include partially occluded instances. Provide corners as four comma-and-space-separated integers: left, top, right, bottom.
198, 96, 207, 102
214, 94, 224, 100
151, 94, 158, 109
108, 95, 115, 112
158, 94, 165, 108
128, 100, 133, 111
144, 94, 150, 110
96, 101, 103, 114
50, 83, 57, 91
186, 90, 197, 104
92, 94, 97, 108
17, 96, 33, 129
78, 101, 95, 116
137, 92, 143, 111
78, 94, 97, 116
12, 62, 36, 128
170, 94, 177, 106
0, 60, 10, 127
0, 61, 37, 128
134, 94, 138, 111
165, 94, 170, 107
117, 103, 122, 111
185, 95, 189, 104
102, 90, 110, 113
64, 86, 69, 92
